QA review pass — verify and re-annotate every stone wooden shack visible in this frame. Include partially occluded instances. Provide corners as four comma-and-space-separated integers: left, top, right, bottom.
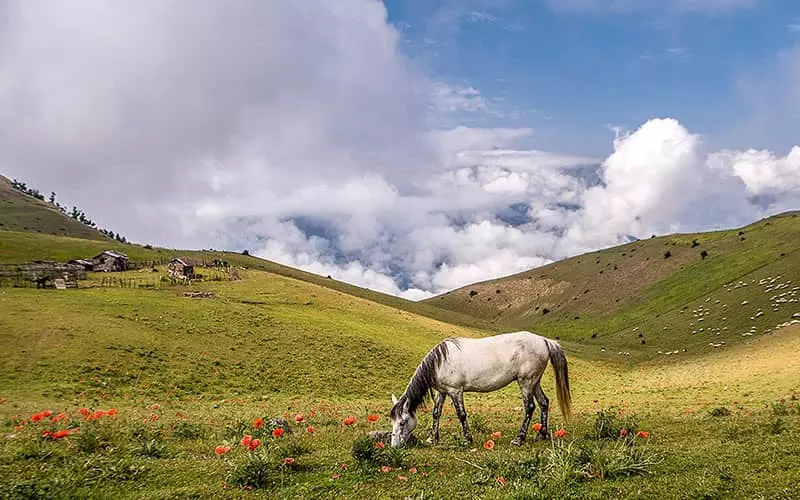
168, 257, 195, 279
69, 259, 94, 271
92, 250, 129, 272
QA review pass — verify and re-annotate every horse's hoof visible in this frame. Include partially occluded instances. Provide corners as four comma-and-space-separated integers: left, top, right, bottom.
534, 432, 547, 441
510, 437, 523, 446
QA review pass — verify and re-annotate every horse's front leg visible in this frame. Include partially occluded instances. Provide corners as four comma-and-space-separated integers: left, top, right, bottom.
428, 391, 446, 444
450, 392, 472, 445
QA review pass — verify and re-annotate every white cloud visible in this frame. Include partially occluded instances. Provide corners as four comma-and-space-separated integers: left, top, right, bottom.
0, 1, 798, 301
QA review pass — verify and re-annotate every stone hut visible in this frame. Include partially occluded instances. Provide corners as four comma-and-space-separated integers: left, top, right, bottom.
92, 250, 129, 272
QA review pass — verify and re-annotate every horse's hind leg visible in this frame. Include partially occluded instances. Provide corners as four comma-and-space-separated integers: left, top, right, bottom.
511, 379, 536, 446
533, 382, 550, 441
450, 392, 473, 445
428, 391, 446, 444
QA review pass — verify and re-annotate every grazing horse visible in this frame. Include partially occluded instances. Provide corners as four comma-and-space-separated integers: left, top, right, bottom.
389, 331, 572, 448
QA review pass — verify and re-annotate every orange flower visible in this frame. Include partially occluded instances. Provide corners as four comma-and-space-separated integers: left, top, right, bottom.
93, 410, 106, 419
151, 403, 160, 410
52, 430, 69, 440
42, 410, 53, 418
247, 438, 261, 451
30, 413, 43, 423
331, 473, 341, 480
342, 415, 356, 426
483, 439, 495, 450
306, 425, 316, 433
381, 466, 392, 473
619, 428, 628, 438
283, 457, 296, 466
41, 430, 52, 439
253, 418, 264, 429
637, 431, 649, 438
374, 442, 385, 449
341, 464, 348, 470
491, 431, 501, 439
215, 445, 231, 455
295, 414, 305, 423
150, 413, 159, 421
241, 434, 253, 447
398, 475, 408, 481
532, 423, 542, 432
367, 414, 380, 423
52, 412, 68, 423
272, 428, 284, 438
496, 476, 507, 487
554, 428, 567, 438
79, 408, 90, 416
107, 409, 118, 417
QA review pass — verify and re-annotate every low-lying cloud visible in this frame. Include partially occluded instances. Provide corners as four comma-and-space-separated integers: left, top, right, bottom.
0, 0, 798, 300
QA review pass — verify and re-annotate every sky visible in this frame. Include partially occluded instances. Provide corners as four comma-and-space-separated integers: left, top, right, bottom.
1, 0, 799, 300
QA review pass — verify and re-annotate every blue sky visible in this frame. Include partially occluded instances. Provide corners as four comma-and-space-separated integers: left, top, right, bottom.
385, 0, 800, 155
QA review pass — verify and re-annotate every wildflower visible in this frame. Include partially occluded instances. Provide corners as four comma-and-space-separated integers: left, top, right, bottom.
483, 439, 495, 450
409, 466, 417, 474
331, 473, 341, 480
532, 423, 542, 432
52, 430, 69, 440
30, 413, 43, 423
241, 435, 253, 447
41, 430, 52, 439
107, 409, 118, 417
42, 410, 53, 418
496, 476, 507, 487
150, 413, 159, 421
215, 445, 231, 455
636, 431, 649, 438
341, 464, 348, 470
151, 404, 160, 410
306, 425, 315, 433
491, 431, 501, 439
381, 466, 392, 473
342, 415, 356, 426
253, 418, 264, 429
374, 442, 386, 449
398, 475, 408, 481
367, 414, 380, 423
52, 412, 68, 423
272, 428, 284, 438
422, 471, 429, 478
176, 412, 184, 418
295, 414, 305, 423
247, 438, 261, 451
554, 428, 567, 438
79, 408, 90, 416
619, 428, 628, 438
92, 410, 106, 419
283, 457, 296, 466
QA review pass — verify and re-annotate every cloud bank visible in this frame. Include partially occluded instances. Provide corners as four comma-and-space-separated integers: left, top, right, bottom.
0, 1, 798, 300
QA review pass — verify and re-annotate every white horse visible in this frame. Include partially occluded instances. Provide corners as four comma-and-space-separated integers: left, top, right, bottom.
389, 331, 572, 448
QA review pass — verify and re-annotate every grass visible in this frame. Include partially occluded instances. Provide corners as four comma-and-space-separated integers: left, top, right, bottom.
1, 266, 799, 498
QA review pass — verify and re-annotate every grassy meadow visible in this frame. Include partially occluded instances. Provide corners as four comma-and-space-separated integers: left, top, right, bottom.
1, 263, 799, 499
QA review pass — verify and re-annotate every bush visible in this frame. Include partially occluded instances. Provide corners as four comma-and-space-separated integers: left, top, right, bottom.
589, 408, 639, 440
350, 435, 406, 471
709, 407, 731, 417
700, 250, 708, 260
663, 250, 672, 259
228, 452, 275, 489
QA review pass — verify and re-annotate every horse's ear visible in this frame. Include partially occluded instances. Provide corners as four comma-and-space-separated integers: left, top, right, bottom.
391, 394, 399, 405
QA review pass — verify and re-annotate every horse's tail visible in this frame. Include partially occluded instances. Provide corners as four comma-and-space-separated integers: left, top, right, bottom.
546, 339, 572, 421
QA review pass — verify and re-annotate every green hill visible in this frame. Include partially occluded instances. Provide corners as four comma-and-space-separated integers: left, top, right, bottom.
424, 211, 800, 360
0, 175, 113, 241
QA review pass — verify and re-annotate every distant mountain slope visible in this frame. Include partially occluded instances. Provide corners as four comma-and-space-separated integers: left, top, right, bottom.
424, 211, 800, 358
0, 175, 111, 241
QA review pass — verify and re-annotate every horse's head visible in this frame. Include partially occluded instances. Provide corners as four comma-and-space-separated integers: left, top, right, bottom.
389, 393, 417, 448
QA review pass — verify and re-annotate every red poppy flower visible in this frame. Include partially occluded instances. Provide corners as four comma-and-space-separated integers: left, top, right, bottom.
93, 410, 106, 419
151, 404, 160, 410
150, 413, 159, 421
107, 409, 118, 417
532, 423, 542, 432
554, 428, 567, 438
381, 466, 392, 473
79, 408, 90, 416
491, 431, 501, 439
272, 428, 284, 438
41, 430, 52, 439
42, 410, 53, 418
398, 475, 408, 481
619, 428, 628, 438
215, 445, 231, 455
247, 438, 261, 451
253, 418, 264, 429
374, 442, 385, 449
52, 430, 69, 440
341, 464, 348, 470
306, 425, 315, 433
483, 439, 495, 450
496, 476, 507, 487
637, 431, 649, 438
367, 414, 380, 423
241, 435, 253, 447
283, 457, 296, 466
409, 467, 418, 474
52, 412, 68, 423
30, 413, 43, 423
342, 416, 356, 426
295, 414, 305, 423
331, 473, 341, 480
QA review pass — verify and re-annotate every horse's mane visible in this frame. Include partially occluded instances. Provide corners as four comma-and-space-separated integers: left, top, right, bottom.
391, 338, 461, 417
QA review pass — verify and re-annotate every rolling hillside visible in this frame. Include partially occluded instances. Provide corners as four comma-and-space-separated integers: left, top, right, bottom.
0, 175, 112, 241
425, 211, 800, 360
